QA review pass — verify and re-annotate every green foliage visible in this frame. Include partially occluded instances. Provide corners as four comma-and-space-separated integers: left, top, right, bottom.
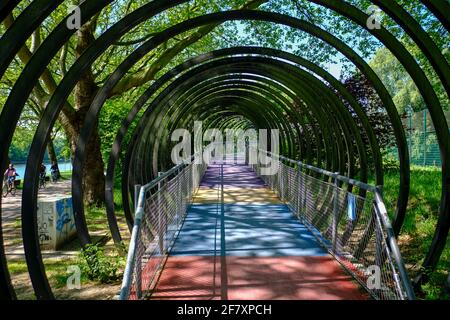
382, 153, 400, 171
78, 244, 123, 284
376, 166, 448, 299
420, 267, 450, 300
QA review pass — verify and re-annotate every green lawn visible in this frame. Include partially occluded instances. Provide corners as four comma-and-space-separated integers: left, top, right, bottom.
372, 166, 449, 299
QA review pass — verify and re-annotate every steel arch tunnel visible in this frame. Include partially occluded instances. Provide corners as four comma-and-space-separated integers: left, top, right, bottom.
0, 0, 448, 300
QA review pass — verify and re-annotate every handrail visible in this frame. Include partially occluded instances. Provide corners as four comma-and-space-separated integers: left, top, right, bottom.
252, 147, 415, 300
257, 148, 378, 192
119, 152, 203, 300
119, 192, 144, 300
373, 188, 416, 299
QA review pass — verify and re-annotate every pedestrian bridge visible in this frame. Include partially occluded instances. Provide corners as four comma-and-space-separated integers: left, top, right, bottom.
120, 151, 415, 300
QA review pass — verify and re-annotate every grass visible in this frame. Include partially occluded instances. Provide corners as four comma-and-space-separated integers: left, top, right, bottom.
368, 165, 449, 300
6, 178, 128, 300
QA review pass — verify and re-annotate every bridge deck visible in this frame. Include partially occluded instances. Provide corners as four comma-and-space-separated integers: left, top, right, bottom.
150, 163, 366, 300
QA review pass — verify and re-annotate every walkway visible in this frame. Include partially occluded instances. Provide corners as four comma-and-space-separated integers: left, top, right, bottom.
150, 162, 366, 300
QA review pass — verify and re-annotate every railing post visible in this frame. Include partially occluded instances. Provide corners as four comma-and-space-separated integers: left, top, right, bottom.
297, 164, 301, 217
134, 184, 141, 214
302, 166, 307, 218
157, 172, 164, 254
177, 167, 182, 228
133, 184, 142, 298
332, 172, 340, 254
279, 159, 283, 200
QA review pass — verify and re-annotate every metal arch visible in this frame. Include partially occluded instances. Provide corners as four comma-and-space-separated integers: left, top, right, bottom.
178, 76, 348, 176
7, 5, 398, 300
15, 0, 183, 300
0, 0, 444, 298
6, 6, 404, 300
161, 91, 296, 159
124, 59, 348, 192
120, 71, 312, 221
0, 0, 113, 301
172, 78, 307, 160
132, 62, 354, 192
0, 0, 65, 78
0, 0, 21, 24
207, 114, 255, 137
152, 76, 304, 159
70, 11, 411, 259
161, 59, 370, 185
136, 80, 290, 180
160, 84, 298, 160
133, 64, 325, 182
112, 56, 327, 228
118, 69, 314, 225
106, 46, 380, 231
371, 0, 450, 96
4, 1, 442, 248
170, 65, 357, 168
123, 66, 300, 184
419, 0, 450, 31
312, 0, 450, 278
139, 89, 295, 178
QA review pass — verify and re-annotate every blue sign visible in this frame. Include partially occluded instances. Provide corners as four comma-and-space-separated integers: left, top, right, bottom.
347, 193, 357, 221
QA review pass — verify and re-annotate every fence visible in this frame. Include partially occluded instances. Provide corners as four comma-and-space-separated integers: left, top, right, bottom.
251, 149, 415, 300
119, 154, 207, 300
387, 109, 447, 167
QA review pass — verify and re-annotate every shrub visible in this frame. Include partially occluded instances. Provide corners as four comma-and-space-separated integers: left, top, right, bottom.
78, 244, 122, 284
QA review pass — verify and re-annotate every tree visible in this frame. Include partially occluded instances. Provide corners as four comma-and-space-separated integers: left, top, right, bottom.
1, 0, 268, 206
341, 71, 395, 151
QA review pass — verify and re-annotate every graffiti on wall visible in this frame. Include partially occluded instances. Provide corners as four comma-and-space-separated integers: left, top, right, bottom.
37, 197, 76, 249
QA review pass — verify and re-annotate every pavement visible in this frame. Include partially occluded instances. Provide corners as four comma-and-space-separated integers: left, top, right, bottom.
149, 163, 366, 300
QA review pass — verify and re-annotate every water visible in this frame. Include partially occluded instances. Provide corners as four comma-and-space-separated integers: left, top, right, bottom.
10, 161, 73, 178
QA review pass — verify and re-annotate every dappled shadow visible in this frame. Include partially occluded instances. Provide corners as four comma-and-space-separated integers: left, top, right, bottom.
149, 164, 367, 300
151, 256, 367, 300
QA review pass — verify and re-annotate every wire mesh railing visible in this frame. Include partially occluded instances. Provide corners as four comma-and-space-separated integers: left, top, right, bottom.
119, 154, 207, 300
250, 149, 415, 300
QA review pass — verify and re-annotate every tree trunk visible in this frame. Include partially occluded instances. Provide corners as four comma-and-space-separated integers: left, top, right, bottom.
81, 127, 105, 207
46, 139, 58, 164
67, 108, 105, 207
69, 20, 105, 207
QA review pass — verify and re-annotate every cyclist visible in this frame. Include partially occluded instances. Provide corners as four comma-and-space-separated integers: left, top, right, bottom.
39, 163, 46, 188
50, 161, 59, 182
3, 164, 19, 195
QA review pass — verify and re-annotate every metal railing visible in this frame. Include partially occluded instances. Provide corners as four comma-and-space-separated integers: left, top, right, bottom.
119, 153, 207, 300
250, 148, 415, 300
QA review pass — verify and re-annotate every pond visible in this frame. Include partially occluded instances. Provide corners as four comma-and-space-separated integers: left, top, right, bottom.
9, 161, 73, 178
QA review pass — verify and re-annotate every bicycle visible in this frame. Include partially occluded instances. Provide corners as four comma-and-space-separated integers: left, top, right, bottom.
39, 173, 46, 189
51, 170, 59, 183
2, 177, 16, 197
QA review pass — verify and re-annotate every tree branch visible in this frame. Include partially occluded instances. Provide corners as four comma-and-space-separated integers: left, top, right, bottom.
109, 0, 268, 97
3, 14, 77, 119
